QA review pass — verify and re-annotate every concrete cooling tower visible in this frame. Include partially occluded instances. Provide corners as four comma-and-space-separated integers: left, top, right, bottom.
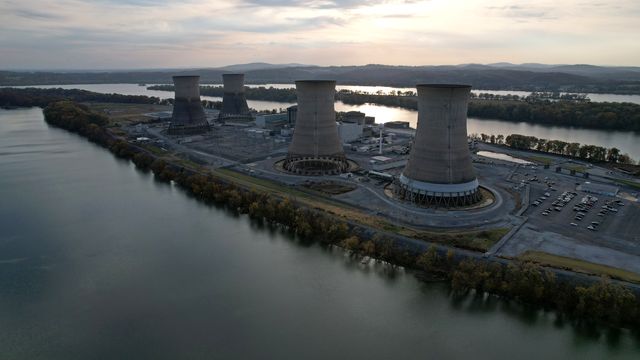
395, 84, 481, 207
168, 75, 209, 135
219, 73, 253, 122
283, 80, 349, 175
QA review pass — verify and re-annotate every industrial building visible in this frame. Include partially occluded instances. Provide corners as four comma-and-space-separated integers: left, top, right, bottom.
283, 80, 349, 175
255, 113, 289, 130
395, 84, 481, 207
219, 74, 254, 123
167, 75, 210, 135
337, 121, 364, 143
370, 155, 408, 171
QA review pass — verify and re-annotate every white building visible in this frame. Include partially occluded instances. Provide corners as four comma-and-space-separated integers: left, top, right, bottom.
337, 121, 363, 143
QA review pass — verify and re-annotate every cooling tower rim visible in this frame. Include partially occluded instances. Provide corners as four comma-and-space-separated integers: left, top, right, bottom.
416, 84, 471, 89
399, 174, 478, 193
295, 79, 337, 84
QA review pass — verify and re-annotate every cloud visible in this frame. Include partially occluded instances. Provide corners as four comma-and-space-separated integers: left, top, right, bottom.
0, 0, 638, 69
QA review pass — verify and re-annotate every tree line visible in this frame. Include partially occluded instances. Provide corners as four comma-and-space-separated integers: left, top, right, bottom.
148, 84, 298, 103
43, 99, 640, 330
0, 87, 160, 108
473, 133, 637, 165
148, 85, 640, 132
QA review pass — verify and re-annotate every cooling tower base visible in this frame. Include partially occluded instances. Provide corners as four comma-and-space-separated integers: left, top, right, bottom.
167, 122, 210, 135
394, 174, 482, 207
218, 113, 255, 124
283, 155, 350, 176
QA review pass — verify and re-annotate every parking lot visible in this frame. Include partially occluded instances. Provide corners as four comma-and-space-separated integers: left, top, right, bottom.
500, 165, 640, 272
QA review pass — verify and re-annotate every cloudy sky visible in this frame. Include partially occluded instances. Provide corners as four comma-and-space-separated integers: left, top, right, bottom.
1, 0, 639, 69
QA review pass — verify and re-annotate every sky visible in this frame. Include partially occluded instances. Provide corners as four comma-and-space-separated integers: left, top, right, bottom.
1, 0, 639, 70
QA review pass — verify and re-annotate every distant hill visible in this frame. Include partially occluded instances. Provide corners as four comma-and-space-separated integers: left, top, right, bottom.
2, 63, 640, 94
216, 62, 312, 72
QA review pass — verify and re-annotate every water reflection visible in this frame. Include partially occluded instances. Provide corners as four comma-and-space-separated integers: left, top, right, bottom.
3, 107, 640, 359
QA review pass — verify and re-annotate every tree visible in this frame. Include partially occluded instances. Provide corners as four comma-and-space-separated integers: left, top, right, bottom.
607, 147, 621, 163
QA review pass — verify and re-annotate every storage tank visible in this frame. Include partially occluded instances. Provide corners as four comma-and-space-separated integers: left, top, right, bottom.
283, 80, 348, 175
219, 73, 253, 122
168, 75, 209, 135
395, 84, 481, 207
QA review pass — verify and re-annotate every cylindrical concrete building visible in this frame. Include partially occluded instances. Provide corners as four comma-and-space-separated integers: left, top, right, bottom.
395, 84, 481, 207
219, 73, 253, 122
283, 80, 348, 175
168, 75, 209, 135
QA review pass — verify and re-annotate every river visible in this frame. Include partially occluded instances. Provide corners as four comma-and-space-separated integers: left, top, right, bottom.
1, 107, 639, 359
10, 83, 640, 160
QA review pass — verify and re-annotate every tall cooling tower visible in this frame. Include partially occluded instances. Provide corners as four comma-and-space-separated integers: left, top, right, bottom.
395, 84, 481, 207
168, 75, 209, 135
219, 73, 253, 122
283, 80, 348, 175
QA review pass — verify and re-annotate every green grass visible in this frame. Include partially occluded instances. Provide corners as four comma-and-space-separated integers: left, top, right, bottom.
525, 155, 553, 165
563, 164, 587, 173
215, 169, 510, 252
413, 227, 510, 252
519, 251, 640, 284
614, 178, 640, 190
140, 144, 167, 156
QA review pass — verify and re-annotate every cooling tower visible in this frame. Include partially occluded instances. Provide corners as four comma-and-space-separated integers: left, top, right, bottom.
168, 75, 209, 135
219, 73, 253, 122
395, 84, 481, 207
283, 80, 348, 175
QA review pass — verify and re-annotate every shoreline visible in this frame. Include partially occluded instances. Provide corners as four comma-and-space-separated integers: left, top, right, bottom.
34, 100, 640, 330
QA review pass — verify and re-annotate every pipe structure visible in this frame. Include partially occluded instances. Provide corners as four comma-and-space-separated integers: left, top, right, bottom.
283, 80, 348, 175
394, 84, 481, 207
219, 73, 253, 122
168, 75, 209, 135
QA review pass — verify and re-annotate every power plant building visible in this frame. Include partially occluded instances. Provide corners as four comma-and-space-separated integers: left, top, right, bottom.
395, 84, 481, 207
284, 80, 349, 175
219, 74, 253, 123
168, 75, 210, 135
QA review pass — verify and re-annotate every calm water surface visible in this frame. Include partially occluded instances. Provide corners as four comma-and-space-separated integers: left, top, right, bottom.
12, 84, 640, 160
1, 107, 639, 359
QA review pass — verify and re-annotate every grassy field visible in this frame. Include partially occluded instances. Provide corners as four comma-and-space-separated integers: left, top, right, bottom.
614, 178, 640, 190
412, 227, 510, 252
518, 251, 640, 284
524, 155, 553, 165
563, 164, 587, 173
214, 169, 511, 251
88, 103, 170, 126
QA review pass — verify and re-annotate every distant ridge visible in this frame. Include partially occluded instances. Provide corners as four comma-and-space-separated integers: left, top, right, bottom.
2, 62, 640, 94
216, 62, 313, 72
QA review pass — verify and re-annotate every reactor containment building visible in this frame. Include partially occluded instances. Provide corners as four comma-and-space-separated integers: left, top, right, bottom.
394, 84, 481, 207
168, 75, 210, 135
283, 80, 349, 175
219, 73, 253, 123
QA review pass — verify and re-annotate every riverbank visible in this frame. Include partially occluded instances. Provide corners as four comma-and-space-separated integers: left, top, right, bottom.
40, 99, 640, 330
147, 85, 640, 132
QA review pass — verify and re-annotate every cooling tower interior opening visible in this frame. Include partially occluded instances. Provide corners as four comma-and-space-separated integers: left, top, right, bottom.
168, 75, 209, 135
394, 84, 481, 207
284, 80, 349, 176
220, 73, 253, 122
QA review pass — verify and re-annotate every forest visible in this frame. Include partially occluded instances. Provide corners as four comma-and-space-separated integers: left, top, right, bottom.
0, 87, 160, 108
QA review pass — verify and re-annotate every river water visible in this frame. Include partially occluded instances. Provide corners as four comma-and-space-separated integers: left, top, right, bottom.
11, 84, 640, 160
1, 108, 639, 359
